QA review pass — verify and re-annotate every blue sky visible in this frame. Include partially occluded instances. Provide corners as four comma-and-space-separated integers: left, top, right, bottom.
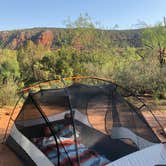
0, 0, 166, 30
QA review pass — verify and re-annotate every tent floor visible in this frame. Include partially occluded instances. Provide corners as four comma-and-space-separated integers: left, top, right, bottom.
75, 120, 138, 161
19, 119, 138, 162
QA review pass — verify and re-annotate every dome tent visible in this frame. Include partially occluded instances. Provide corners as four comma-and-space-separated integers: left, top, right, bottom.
4, 76, 166, 166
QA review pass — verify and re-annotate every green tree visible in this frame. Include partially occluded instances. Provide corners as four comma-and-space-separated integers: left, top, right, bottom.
0, 49, 20, 83
34, 51, 59, 80
17, 40, 45, 84
0, 49, 20, 106
142, 24, 166, 67
64, 14, 110, 51
35, 46, 85, 79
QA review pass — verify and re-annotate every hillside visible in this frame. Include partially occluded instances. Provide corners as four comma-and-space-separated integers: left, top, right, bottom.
0, 25, 165, 107
0, 28, 142, 49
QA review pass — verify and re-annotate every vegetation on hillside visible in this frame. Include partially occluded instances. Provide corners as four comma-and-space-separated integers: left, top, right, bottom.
0, 15, 165, 106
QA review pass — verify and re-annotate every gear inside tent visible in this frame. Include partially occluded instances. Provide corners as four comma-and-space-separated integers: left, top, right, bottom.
5, 76, 165, 166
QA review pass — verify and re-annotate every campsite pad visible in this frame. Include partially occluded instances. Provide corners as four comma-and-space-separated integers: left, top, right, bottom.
0, 144, 23, 166
142, 110, 166, 142
87, 95, 112, 134
0, 107, 24, 166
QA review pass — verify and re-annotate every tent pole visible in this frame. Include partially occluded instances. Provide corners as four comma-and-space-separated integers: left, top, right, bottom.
61, 78, 81, 166
29, 94, 61, 166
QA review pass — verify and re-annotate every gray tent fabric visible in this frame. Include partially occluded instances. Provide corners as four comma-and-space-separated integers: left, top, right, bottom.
108, 143, 166, 166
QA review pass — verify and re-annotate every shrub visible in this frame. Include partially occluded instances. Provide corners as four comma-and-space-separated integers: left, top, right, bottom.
0, 79, 18, 107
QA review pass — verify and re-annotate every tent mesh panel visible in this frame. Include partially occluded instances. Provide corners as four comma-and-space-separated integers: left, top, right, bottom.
16, 83, 160, 142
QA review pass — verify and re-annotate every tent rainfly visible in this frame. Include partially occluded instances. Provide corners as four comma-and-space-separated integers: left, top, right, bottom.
4, 76, 166, 166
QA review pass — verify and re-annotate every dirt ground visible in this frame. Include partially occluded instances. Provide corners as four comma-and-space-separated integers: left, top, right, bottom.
0, 99, 166, 166
0, 144, 23, 166
0, 106, 23, 166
